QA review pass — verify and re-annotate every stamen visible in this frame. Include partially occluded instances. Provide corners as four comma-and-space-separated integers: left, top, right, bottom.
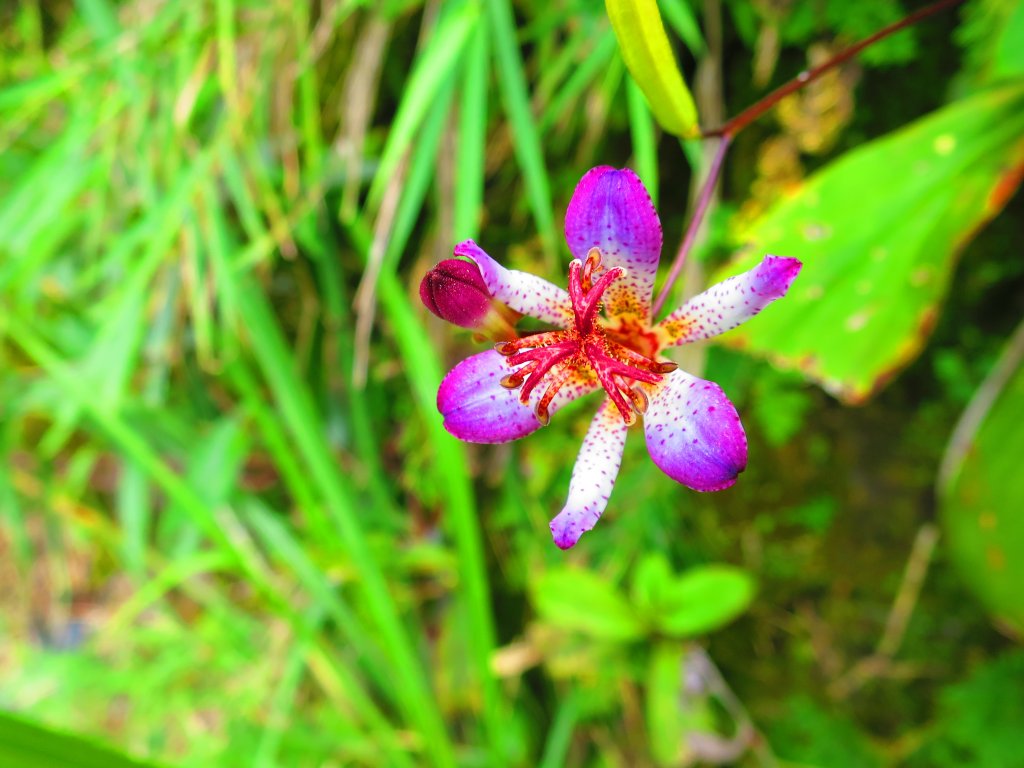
581, 247, 601, 291
517, 344, 576, 403
534, 364, 574, 426
611, 344, 678, 374
627, 386, 649, 415
567, 259, 585, 308
495, 246, 675, 428
500, 365, 531, 389
495, 331, 567, 356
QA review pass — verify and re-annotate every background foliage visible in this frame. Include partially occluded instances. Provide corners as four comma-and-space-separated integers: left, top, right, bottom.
1, 0, 1023, 766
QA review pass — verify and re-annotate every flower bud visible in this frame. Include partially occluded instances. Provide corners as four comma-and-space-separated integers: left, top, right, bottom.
419, 259, 518, 339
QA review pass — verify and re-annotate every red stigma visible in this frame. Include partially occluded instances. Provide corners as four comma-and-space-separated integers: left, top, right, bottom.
496, 248, 676, 425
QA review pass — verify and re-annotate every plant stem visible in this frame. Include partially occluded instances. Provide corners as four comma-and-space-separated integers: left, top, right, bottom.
704, 0, 966, 139
653, 0, 966, 314
652, 134, 730, 317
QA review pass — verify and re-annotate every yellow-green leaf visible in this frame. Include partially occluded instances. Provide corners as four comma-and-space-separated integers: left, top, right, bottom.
606, 0, 699, 137
712, 83, 1024, 403
940, 323, 1024, 635
532, 567, 645, 642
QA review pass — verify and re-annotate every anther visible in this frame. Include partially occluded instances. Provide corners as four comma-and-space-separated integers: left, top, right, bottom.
654, 361, 678, 374
495, 341, 517, 356
535, 402, 551, 426
582, 247, 602, 290
627, 386, 649, 415
500, 370, 528, 389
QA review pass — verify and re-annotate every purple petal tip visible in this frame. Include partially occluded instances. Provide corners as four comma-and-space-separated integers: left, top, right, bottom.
550, 517, 585, 550
437, 351, 542, 444
754, 255, 802, 298
644, 372, 749, 492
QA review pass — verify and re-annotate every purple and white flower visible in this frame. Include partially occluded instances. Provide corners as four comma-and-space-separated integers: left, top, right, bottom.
424, 166, 801, 549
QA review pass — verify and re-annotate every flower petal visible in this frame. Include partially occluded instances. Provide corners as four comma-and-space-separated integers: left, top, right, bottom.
564, 166, 663, 321
438, 350, 597, 443
549, 400, 628, 549
643, 370, 747, 491
454, 240, 574, 328
657, 255, 801, 346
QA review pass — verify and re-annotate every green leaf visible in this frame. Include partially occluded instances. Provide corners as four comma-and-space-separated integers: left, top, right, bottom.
631, 552, 673, 613
606, 0, 699, 137
654, 565, 755, 638
713, 83, 1024, 403
940, 321, 1024, 635
996, 0, 1024, 79
532, 567, 645, 641
0, 711, 163, 768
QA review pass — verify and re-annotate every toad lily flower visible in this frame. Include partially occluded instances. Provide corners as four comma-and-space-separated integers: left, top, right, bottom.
427, 166, 801, 549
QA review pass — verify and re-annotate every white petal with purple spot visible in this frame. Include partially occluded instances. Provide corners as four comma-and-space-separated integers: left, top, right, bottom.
454, 240, 574, 328
564, 166, 663, 322
643, 370, 747, 492
657, 255, 802, 346
549, 400, 628, 549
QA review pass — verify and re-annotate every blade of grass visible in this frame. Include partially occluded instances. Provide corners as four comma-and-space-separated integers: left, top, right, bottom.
366, 3, 479, 210
627, 75, 658, 203
4, 315, 283, 611
115, 461, 149, 580
292, 215, 404, 532
228, 271, 456, 768
244, 501, 416, 768
353, 67, 458, 384
533, 21, 592, 108
539, 27, 617, 133
485, 0, 557, 261
454, 20, 489, 241
347, 217, 510, 763
660, 0, 707, 55
538, 689, 582, 768
0, 710, 164, 768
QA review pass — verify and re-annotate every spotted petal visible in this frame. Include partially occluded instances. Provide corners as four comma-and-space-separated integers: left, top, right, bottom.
657, 255, 801, 346
643, 370, 747, 491
438, 350, 598, 443
549, 400, 629, 549
454, 240, 574, 328
564, 166, 662, 322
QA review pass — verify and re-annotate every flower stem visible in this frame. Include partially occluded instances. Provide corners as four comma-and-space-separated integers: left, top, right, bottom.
652, 134, 730, 317
652, 0, 966, 316
704, 0, 965, 139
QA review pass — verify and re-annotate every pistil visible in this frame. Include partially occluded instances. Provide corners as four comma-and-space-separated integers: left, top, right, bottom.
496, 248, 677, 425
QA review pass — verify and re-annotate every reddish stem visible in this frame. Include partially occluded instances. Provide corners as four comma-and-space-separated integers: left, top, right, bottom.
652, 0, 965, 317
704, 0, 966, 139
652, 134, 730, 317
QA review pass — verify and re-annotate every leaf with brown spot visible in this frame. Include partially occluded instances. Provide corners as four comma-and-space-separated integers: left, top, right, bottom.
940, 322, 1024, 636
712, 83, 1024, 403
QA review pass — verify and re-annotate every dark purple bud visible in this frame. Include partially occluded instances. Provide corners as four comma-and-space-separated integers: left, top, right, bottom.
419, 258, 494, 329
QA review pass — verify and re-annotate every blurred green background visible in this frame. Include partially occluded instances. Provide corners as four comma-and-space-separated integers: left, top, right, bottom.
2, 0, 1024, 766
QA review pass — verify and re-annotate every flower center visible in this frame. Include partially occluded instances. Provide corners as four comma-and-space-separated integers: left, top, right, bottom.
495, 248, 676, 426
